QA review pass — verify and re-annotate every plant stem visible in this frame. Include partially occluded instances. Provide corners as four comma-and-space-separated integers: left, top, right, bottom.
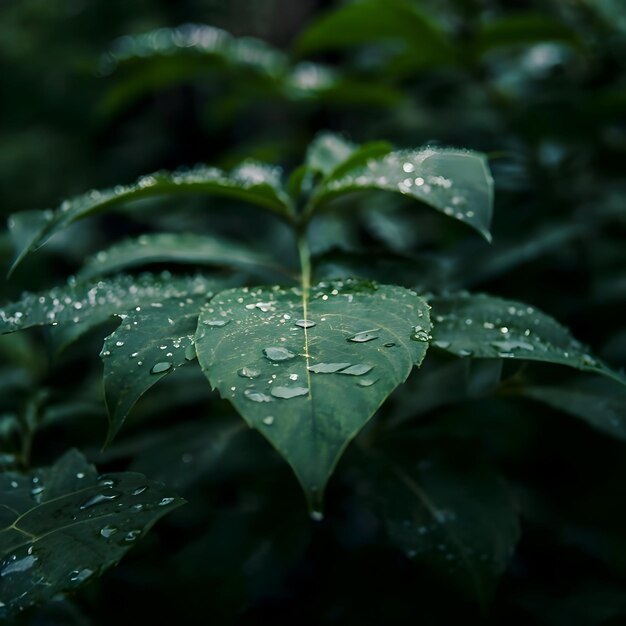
297, 225, 312, 296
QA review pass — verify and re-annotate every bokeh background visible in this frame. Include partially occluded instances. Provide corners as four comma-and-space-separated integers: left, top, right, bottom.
1, 1, 626, 624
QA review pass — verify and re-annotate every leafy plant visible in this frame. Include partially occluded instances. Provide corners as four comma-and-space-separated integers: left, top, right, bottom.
2, 0, 626, 623
1, 129, 624, 618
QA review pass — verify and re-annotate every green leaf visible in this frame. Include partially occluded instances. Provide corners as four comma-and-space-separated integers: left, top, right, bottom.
0, 272, 216, 344
7, 162, 292, 273
359, 448, 519, 606
430, 293, 626, 385
310, 148, 494, 241
77, 233, 293, 282
101, 289, 216, 443
0, 449, 183, 618
515, 379, 626, 441
295, 0, 453, 68
102, 24, 288, 78
194, 280, 431, 509
306, 133, 357, 176
475, 13, 581, 54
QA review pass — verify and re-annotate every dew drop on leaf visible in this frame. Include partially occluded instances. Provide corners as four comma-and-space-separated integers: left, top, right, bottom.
150, 362, 172, 374
295, 319, 316, 328
203, 319, 230, 327
308, 362, 351, 374
244, 389, 274, 403
1, 554, 39, 576
79, 491, 122, 510
357, 378, 378, 387
238, 366, 261, 379
100, 525, 118, 538
348, 332, 378, 343
69, 568, 94, 584
270, 385, 309, 399
263, 346, 296, 361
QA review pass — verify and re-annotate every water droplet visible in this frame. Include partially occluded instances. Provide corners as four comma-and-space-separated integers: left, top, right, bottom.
295, 319, 316, 329
238, 366, 261, 379
263, 346, 296, 361
69, 568, 94, 584
100, 525, 118, 538
262, 416, 274, 425
271, 386, 309, 399
357, 378, 378, 387
203, 319, 230, 327
308, 362, 351, 374
124, 530, 141, 543
1, 554, 39, 576
131, 486, 147, 496
158, 497, 175, 507
338, 364, 373, 376
244, 389, 274, 403
348, 332, 378, 343
411, 329, 430, 342
384, 342, 396, 348
310, 510, 324, 522
79, 491, 122, 510
151, 362, 172, 374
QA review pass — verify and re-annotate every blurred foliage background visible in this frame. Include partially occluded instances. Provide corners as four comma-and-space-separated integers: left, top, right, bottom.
1, 0, 626, 624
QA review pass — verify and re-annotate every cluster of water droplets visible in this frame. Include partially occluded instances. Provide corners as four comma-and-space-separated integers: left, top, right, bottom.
0, 272, 212, 333
321, 149, 488, 229
100, 24, 288, 78
197, 281, 432, 425
431, 295, 605, 371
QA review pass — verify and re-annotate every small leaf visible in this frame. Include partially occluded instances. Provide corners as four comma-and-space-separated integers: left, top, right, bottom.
194, 280, 431, 507
296, 0, 453, 69
101, 289, 219, 443
359, 448, 519, 606
515, 379, 626, 441
310, 148, 494, 241
306, 133, 357, 176
306, 132, 393, 180
78, 233, 293, 282
0, 449, 183, 618
0, 272, 215, 336
475, 13, 581, 54
102, 24, 287, 78
7, 163, 292, 273
430, 293, 626, 385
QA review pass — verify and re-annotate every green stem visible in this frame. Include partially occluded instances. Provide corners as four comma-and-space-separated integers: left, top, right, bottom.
297, 226, 312, 296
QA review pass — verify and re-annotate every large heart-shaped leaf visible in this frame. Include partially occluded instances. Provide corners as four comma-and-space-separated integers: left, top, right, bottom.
194, 280, 431, 509
429, 293, 626, 385
309, 148, 494, 241
357, 447, 519, 607
7, 162, 292, 273
0, 449, 183, 618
